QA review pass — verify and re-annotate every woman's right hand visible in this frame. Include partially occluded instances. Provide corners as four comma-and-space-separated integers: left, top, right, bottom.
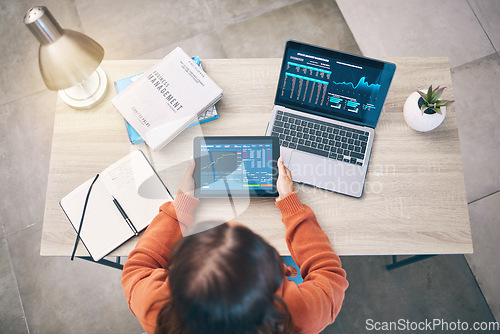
276, 156, 294, 201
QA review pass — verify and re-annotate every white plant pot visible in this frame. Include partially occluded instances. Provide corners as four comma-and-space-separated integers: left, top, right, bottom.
403, 91, 446, 132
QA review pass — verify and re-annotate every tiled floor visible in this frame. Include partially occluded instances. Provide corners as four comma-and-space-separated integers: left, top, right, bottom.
1, 1, 499, 333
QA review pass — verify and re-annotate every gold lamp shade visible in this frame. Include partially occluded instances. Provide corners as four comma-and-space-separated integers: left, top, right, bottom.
24, 6, 108, 108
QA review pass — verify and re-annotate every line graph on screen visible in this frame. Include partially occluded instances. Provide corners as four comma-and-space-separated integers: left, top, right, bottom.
331, 76, 380, 94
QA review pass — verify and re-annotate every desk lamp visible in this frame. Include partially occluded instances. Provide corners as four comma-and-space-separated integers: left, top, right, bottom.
24, 6, 108, 109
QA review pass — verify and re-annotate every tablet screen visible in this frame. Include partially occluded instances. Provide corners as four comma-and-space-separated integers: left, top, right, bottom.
194, 136, 279, 197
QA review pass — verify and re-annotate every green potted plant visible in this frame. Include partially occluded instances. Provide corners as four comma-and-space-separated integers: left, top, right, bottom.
403, 85, 454, 132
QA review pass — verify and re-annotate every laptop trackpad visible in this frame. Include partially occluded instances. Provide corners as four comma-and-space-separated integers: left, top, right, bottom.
286, 150, 365, 196
287, 150, 332, 185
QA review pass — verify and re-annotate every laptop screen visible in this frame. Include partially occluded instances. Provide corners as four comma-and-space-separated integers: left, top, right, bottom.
275, 41, 396, 128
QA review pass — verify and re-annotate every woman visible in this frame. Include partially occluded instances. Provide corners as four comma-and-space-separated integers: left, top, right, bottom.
122, 157, 348, 333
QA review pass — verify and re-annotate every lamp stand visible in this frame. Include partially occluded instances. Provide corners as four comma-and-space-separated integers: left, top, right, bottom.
58, 66, 108, 109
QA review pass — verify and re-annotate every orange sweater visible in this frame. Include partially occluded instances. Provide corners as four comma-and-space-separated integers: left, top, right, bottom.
122, 191, 348, 334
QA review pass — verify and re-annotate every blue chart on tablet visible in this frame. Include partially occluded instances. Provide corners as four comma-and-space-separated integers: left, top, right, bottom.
199, 142, 274, 191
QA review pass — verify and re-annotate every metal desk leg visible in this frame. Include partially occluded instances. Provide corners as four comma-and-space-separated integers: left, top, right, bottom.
386, 255, 437, 270
77, 256, 124, 270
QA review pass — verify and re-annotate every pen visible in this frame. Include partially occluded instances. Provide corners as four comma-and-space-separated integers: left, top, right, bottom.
112, 196, 139, 236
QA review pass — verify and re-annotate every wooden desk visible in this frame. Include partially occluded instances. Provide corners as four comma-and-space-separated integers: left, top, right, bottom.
41, 58, 472, 259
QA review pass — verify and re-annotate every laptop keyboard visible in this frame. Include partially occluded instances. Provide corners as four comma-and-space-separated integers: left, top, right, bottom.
270, 111, 369, 166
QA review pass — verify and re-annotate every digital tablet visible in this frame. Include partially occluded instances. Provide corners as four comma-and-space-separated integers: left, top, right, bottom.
194, 136, 280, 198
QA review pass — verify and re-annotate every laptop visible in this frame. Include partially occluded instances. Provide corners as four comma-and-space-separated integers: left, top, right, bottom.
265, 41, 396, 197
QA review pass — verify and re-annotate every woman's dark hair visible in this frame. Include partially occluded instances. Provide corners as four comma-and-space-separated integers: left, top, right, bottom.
154, 222, 301, 334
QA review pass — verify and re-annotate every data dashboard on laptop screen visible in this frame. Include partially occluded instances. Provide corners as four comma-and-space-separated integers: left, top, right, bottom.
276, 42, 395, 127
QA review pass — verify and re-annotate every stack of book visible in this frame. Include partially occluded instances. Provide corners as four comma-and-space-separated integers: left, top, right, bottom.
112, 48, 223, 150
